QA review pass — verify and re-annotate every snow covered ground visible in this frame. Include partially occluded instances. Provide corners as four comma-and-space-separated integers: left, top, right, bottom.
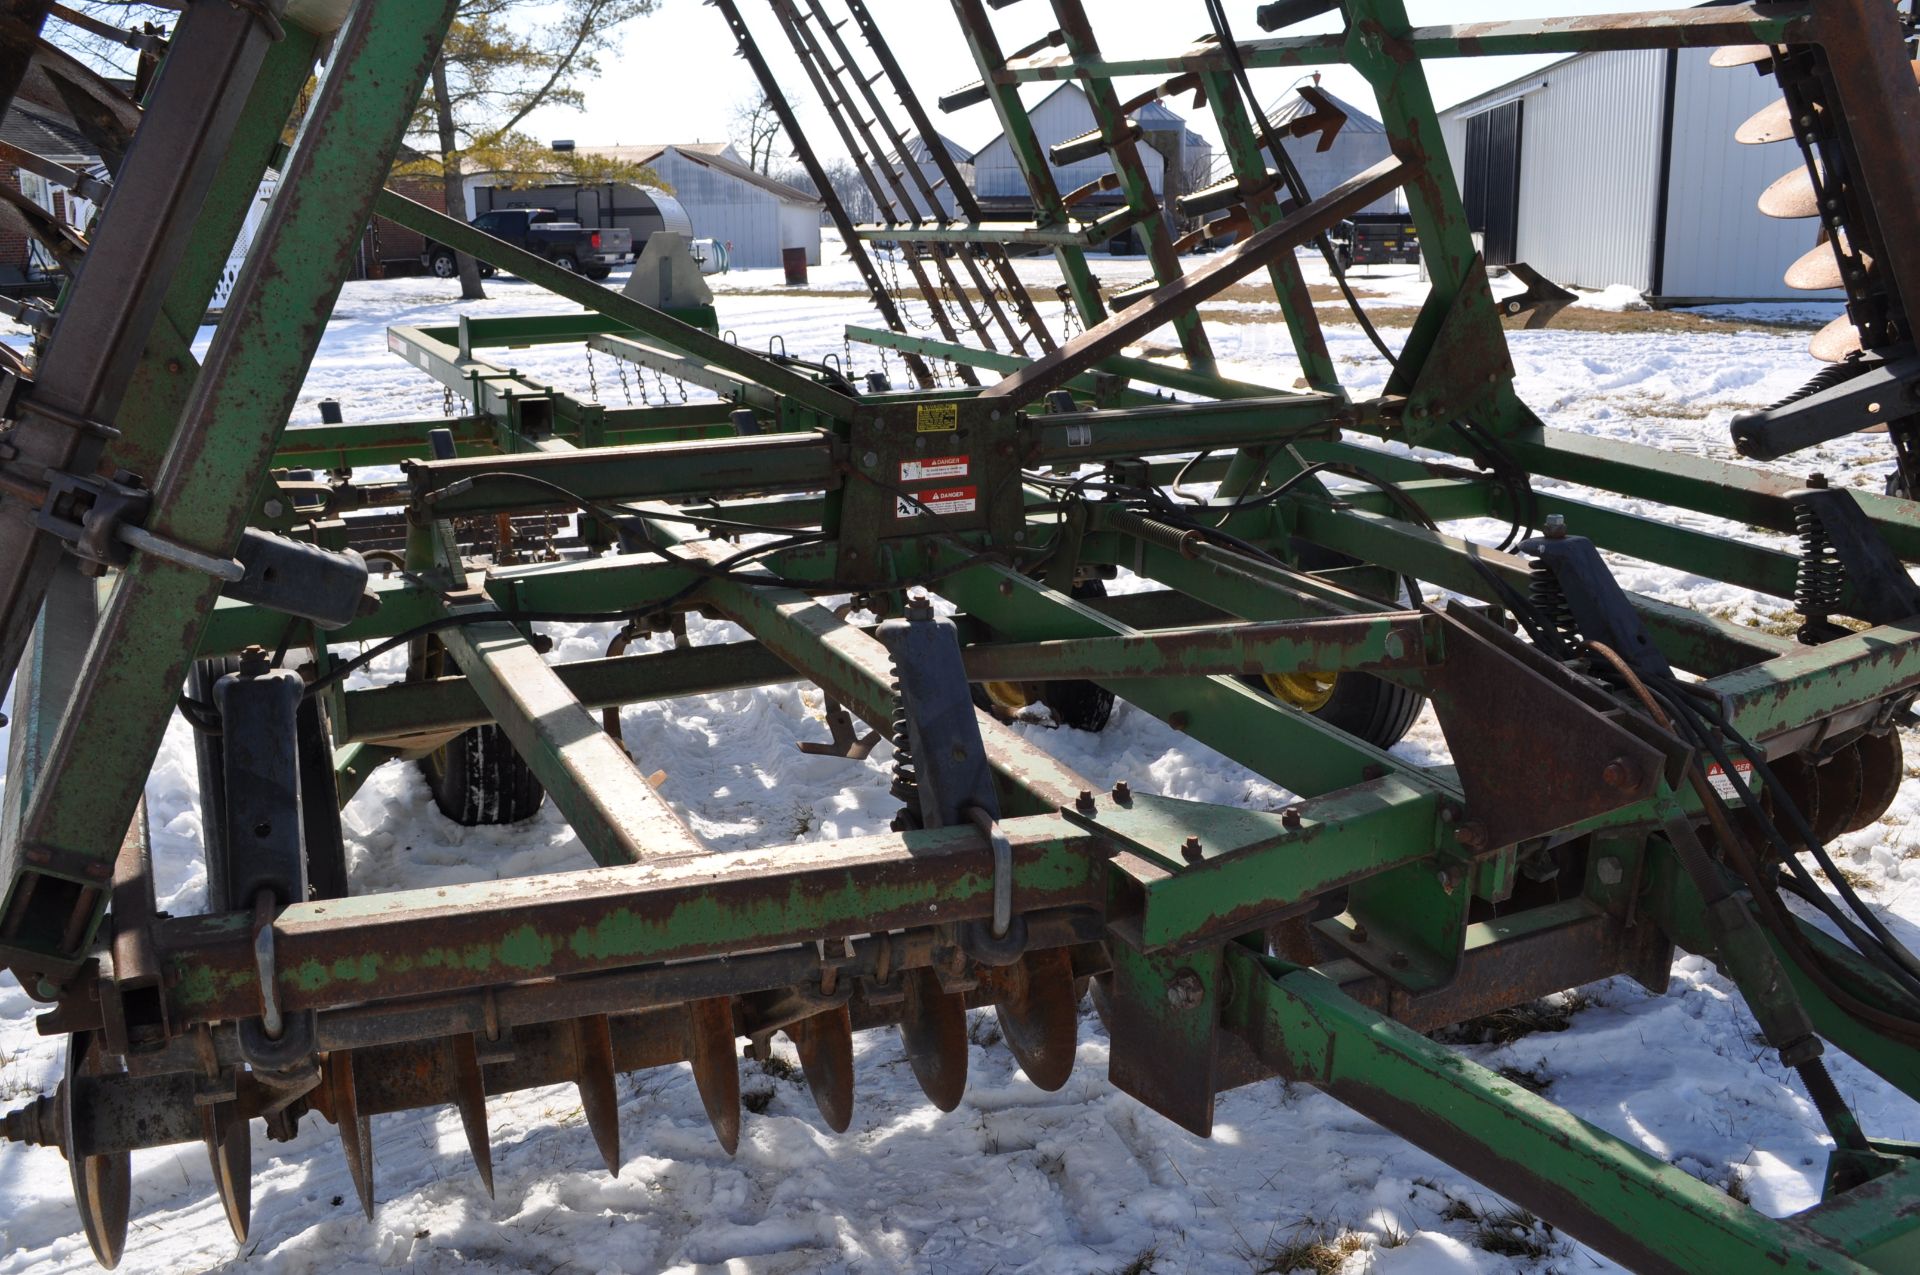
1, 242, 1913, 1275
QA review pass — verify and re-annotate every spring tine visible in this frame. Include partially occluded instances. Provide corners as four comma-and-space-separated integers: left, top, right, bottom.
788, 1006, 855, 1133
200, 1101, 252, 1243
991, 947, 1078, 1092
65, 1032, 130, 1269
1759, 165, 1820, 219
329, 1050, 376, 1220
898, 966, 967, 1112
570, 1014, 622, 1175
450, 1034, 494, 1197
687, 997, 742, 1155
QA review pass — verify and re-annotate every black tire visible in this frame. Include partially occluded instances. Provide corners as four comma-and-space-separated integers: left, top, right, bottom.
428, 248, 458, 279
408, 634, 545, 825
419, 725, 546, 826
478, 263, 497, 279
552, 253, 580, 274
584, 265, 612, 281
190, 655, 348, 908
970, 579, 1117, 732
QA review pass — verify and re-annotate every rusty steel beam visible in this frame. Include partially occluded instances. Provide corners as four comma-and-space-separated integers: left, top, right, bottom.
979, 155, 1409, 406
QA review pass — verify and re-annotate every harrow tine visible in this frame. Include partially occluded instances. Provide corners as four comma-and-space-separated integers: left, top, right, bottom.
898, 966, 967, 1112
326, 1050, 376, 1220
1759, 165, 1820, 219
450, 1035, 494, 1197
570, 1015, 622, 1175
687, 997, 742, 1155
1810, 313, 1863, 363
990, 947, 1078, 1092
66, 1033, 130, 1269
200, 1102, 251, 1243
787, 1006, 855, 1133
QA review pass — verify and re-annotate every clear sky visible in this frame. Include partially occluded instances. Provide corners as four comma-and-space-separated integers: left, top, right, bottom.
517, 0, 1686, 164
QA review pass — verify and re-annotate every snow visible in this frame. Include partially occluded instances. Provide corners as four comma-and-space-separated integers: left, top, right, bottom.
3, 238, 1917, 1275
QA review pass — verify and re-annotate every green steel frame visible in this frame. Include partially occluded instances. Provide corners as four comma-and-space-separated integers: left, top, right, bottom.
2, 1, 1919, 1270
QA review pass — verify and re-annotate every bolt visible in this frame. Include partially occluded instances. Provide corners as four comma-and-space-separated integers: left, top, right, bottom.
1808, 471, 1830, 489
1351, 924, 1370, 944
1013, 530, 1026, 543
1596, 856, 1625, 886
1383, 632, 1405, 660
997, 579, 1014, 597
1410, 404, 1427, 419
166, 359, 183, 374
1181, 835, 1203, 863
262, 499, 285, 519
1281, 808, 1302, 830
989, 409, 1002, 421
904, 593, 933, 621
1435, 868, 1456, 895
1111, 780, 1132, 803
238, 644, 271, 676
1543, 513, 1568, 539
1076, 790, 1097, 814
1438, 804, 1459, 825
1165, 970, 1205, 1010
1453, 821, 1489, 851
1601, 758, 1637, 790
862, 451, 879, 469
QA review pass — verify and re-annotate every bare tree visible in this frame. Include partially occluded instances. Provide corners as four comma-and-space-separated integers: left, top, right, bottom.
405, 0, 660, 299
731, 88, 792, 176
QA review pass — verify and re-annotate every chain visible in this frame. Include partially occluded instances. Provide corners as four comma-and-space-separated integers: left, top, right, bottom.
1056, 283, 1082, 340
584, 347, 601, 402
615, 356, 634, 406
442, 385, 455, 417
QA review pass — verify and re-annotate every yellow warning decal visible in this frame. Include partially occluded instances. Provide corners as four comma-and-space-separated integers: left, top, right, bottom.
916, 403, 959, 433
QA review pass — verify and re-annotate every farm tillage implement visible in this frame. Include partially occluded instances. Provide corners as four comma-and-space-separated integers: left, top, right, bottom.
2, 0, 1920, 1270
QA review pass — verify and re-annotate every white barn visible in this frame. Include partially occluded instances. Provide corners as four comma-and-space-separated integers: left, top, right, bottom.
581, 143, 823, 270
1438, 49, 1839, 304
972, 82, 1172, 211
884, 133, 976, 220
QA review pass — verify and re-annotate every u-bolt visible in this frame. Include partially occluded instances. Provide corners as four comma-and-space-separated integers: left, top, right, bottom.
965, 805, 1013, 938
251, 889, 283, 1040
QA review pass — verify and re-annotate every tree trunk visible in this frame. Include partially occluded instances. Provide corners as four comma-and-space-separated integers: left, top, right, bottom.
430, 55, 485, 301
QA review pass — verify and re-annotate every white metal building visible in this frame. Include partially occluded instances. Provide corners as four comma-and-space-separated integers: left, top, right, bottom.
885, 134, 976, 219
1438, 48, 1838, 303
578, 143, 822, 269
1266, 86, 1398, 216
971, 83, 1168, 209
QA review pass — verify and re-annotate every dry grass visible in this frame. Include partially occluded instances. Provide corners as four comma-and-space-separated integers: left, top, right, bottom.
1256, 1227, 1371, 1274
1440, 991, 1591, 1046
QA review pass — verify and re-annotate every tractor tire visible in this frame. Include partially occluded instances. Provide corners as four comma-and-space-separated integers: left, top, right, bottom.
972, 579, 1117, 732
428, 248, 458, 278
419, 725, 547, 826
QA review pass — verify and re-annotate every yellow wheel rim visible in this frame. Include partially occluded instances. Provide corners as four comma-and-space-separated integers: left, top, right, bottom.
983, 680, 1038, 712
1262, 670, 1338, 713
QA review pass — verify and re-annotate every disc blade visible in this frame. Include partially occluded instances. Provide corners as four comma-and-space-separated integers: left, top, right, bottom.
571, 1014, 621, 1175
1786, 234, 1861, 291
1812, 744, 1864, 845
328, 1050, 375, 1219
1850, 732, 1904, 832
686, 997, 741, 1155
991, 948, 1078, 1092
788, 1007, 855, 1134
1759, 165, 1819, 219
1770, 752, 1821, 853
201, 1102, 252, 1243
1710, 44, 1774, 69
450, 1035, 494, 1197
66, 1033, 129, 1270
898, 966, 968, 1112
1810, 314, 1862, 363
1735, 95, 1798, 145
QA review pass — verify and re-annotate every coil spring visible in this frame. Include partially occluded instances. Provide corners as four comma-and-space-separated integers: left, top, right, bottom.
1765, 359, 1869, 411
1528, 561, 1581, 656
1794, 502, 1844, 622
888, 670, 919, 821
